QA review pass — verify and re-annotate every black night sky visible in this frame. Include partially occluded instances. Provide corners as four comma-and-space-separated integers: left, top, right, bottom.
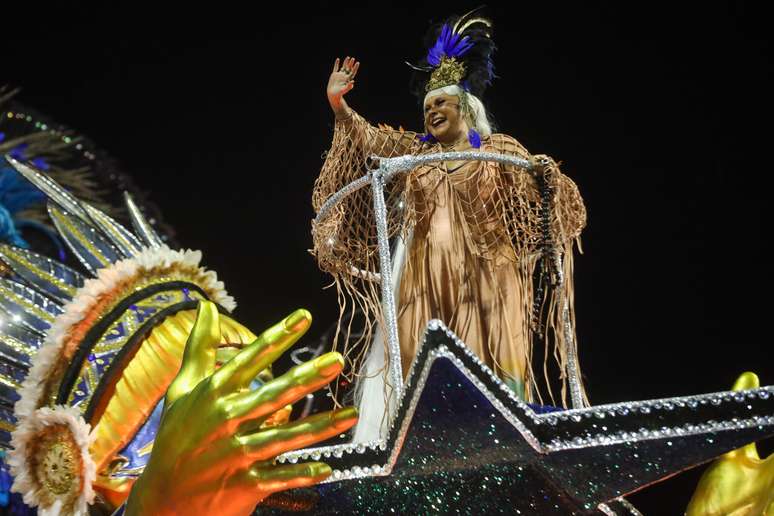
4, 1, 772, 512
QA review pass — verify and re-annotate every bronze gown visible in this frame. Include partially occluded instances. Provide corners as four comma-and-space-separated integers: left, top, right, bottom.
312, 110, 586, 404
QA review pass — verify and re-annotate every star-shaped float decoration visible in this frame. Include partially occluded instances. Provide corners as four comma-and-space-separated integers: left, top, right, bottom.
273, 321, 774, 515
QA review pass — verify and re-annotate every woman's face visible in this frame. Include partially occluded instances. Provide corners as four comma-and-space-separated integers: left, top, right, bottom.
424, 93, 469, 144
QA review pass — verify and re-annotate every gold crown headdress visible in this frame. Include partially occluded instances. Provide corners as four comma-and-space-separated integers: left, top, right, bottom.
409, 10, 494, 97
426, 56, 468, 93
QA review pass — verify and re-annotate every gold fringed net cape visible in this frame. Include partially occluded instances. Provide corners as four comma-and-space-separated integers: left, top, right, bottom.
312, 110, 587, 406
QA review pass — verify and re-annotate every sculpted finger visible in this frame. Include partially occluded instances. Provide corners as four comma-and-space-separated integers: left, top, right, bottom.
211, 309, 311, 392
251, 462, 331, 495
216, 346, 240, 365
731, 371, 759, 391
728, 372, 762, 460
227, 351, 344, 422
239, 407, 358, 461
351, 61, 360, 80
167, 301, 221, 404
333, 57, 340, 73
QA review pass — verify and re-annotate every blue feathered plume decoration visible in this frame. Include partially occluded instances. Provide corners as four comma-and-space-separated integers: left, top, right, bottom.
427, 23, 475, 65
0, 158, 66, 259
409, 9, 496, 101
0, 156, 46, 248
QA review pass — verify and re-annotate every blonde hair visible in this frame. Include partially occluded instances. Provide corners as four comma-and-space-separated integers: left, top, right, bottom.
423, 85, 492, 137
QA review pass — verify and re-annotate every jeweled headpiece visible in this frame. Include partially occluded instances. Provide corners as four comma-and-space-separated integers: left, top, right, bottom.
409, 9, 496, 100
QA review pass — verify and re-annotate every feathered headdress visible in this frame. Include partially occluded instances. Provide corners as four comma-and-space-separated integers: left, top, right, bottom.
408, 8, 496, 100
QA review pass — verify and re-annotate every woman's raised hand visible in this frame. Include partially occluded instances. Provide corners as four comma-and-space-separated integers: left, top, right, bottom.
327, 56, 360, 117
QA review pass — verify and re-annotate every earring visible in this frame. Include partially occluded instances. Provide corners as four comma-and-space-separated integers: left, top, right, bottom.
468, 128, 481, 148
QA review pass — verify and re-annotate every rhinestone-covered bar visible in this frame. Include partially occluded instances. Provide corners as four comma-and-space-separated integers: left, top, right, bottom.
275, 319, 774, 491
314, 174, 372, 227
370, 168, 404, 399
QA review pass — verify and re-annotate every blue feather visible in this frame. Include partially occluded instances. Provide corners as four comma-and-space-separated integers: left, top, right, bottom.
427, 24, 474, 66
468, 128, 481, 149
0, 164, 46, 214
8, 144, 28, 161
0, 204, 29, 248
0, 160, 49, 248
31, 157, 50, 171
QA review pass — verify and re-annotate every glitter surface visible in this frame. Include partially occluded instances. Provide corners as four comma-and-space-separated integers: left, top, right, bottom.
269, 321, 774, 515
308, 150, 773, 513
370, 169, 403, 396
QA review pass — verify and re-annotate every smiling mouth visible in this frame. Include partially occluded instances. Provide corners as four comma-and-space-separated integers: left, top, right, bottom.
431, 117, 447, 128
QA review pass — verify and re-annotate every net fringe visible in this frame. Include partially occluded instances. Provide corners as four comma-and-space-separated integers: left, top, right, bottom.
312, 110, 587, 408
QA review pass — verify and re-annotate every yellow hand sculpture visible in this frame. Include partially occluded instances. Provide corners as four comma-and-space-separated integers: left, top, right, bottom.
686, 372, 773, 516
126, 301, 358, 515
